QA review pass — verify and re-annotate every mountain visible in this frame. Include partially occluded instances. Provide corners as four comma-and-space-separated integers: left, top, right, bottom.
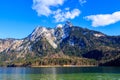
0, 21, 120, 67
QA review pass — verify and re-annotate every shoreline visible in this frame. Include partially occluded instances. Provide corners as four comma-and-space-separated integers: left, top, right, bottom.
1, 64, 118, 67
31, 65, 97, 68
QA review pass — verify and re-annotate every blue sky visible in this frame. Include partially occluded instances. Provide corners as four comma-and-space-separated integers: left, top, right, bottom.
0, 0, 120, 39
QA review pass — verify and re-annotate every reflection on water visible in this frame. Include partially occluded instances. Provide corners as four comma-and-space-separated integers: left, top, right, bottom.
39, 67, 57, 80
0, 67, 120, 80
51, 67, 57, 80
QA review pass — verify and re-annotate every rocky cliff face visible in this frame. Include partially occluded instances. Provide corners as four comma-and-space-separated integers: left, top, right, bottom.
0, 21, 73, 57
0, 39, 15, 52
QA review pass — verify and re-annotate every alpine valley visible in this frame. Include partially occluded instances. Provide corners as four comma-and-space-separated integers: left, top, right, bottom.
0, 21, 120, 67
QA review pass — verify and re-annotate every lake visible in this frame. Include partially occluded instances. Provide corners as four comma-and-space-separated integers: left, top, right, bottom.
0, 67, 120, 80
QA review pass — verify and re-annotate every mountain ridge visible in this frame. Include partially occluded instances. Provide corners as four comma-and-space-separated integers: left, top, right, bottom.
0, 21, 120, 67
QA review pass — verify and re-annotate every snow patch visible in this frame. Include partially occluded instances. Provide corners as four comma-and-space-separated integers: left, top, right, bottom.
56, 24, 63, 28
94, 33, 105, 37
69, 40, 74, 46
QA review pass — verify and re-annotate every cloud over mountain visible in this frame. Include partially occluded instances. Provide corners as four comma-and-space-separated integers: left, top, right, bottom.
54, 9, 81, 22
32, 0, 81, 22
85, 11, 120, 27
79, 0, 87, 5
32, 0, 64, 16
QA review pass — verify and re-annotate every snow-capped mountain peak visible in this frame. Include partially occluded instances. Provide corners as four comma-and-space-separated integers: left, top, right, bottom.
54, 21, 72, 43
27, 22, 73, 48
28, 27, 57, 49
63, 21, 73, 29
29, 27, 48, 41
56, 21, 73, 29
56, 24, 63, 29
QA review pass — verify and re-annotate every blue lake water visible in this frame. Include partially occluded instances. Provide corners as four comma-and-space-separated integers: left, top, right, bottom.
0, 67, 120, 80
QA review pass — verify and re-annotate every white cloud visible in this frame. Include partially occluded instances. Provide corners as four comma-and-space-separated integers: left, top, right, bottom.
32, 0, 81, 22
65, 7, 70, 11
54, 9, 81, 22
32, 0, 65, 16
79, 0, 87, 5
85, 11, 120, 27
